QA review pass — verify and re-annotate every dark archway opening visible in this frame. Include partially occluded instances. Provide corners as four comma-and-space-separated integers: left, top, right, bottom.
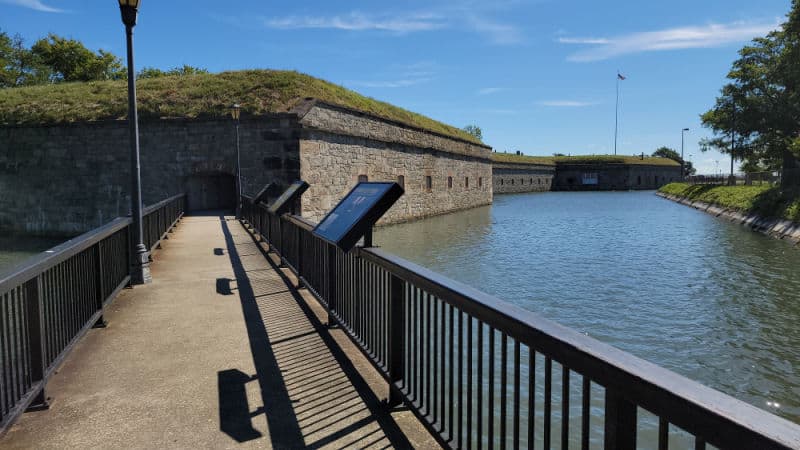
186, 174, 236, 212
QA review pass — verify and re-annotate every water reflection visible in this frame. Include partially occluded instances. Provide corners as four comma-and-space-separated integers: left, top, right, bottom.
376, 191, 800, 424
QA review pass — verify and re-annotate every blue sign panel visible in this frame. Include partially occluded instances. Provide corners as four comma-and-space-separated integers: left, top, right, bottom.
268, 181, 309, 215
313, 182, 404, 252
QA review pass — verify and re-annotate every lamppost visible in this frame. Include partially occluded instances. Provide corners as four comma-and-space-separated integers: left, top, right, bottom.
681, 128, 689, 180
118, 0, 149, 284
231, 104, 242, 219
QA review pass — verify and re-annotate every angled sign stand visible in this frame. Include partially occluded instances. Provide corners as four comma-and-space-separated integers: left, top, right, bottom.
268, 181, 310, 216
252, 182, 277, 205
313, 182, 404, 253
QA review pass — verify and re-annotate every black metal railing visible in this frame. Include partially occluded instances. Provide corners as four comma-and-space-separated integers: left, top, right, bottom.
0, 194, 185, 435
241, 197, 800, 450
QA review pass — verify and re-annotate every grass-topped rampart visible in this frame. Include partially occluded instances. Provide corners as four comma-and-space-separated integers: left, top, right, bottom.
659, 183, 800, 222
491, 152, 679, 167
0, 69, 481, 144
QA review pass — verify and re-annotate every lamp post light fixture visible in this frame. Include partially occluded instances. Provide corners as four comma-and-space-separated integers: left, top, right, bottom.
231, 104, 242, 219
681, 128, 690, 181
118, 0, 150, 284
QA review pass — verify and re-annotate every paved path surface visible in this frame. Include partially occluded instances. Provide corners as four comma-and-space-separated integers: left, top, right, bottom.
1, 215, 436, 449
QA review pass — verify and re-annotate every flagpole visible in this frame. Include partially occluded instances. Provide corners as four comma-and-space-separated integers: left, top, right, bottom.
614, 72, 620, 155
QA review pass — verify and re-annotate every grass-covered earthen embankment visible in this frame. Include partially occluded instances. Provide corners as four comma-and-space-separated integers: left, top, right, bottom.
0, 69, 480, 144
658, 183, 800, 222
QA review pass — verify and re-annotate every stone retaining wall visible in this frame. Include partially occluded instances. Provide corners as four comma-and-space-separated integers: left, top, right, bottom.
657, 192, 800, 245
554, 163, 680, 191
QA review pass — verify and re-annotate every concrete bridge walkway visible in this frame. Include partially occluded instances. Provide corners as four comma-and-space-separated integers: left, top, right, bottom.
1, 215, 436, 449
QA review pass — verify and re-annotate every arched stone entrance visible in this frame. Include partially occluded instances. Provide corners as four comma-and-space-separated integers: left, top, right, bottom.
185, 173, 236, 212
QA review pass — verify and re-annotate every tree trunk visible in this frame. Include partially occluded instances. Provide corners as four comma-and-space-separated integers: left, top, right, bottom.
782, 149, 800, 190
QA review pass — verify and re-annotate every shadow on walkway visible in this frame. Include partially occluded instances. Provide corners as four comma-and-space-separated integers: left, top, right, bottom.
217, 217, 414, 449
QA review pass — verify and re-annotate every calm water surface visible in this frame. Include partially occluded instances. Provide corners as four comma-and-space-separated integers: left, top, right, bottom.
376, 191, 800, 424
0, 235, 65, 272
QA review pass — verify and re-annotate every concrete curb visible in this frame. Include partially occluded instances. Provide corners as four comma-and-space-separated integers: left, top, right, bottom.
656, 192, 800, 246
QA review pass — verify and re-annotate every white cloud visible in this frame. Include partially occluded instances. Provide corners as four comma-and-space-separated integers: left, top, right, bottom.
477, 87, 506, 95
537, 100, 598, 107
265, 12, 446, 33
465, 15, 522, 44
0, 0, 62, 12
264, 9, 522, 45
559, 20, 780, 62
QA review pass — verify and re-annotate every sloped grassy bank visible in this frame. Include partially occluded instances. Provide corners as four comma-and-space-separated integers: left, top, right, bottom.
657, 183, 800, 244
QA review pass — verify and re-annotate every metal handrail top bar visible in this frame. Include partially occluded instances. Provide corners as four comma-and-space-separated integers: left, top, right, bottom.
357, 246, 800, 448
142, 193, 186, 215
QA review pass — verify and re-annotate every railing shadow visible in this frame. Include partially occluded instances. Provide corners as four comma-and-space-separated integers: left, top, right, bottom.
217, 217, 413, 448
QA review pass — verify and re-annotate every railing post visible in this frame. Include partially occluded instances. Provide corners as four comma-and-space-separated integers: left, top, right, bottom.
387, 273, 405, 407
295, 225, 304, 288
93, 242, 108, 328
24, 277, 49, 410
604, 388, 637, 450
327, 244, 337, 326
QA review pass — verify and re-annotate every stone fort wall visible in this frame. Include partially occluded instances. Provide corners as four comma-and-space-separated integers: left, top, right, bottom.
0, 101, 493, 234
0, 116, 300, 235
492, 162, 555, 194
553, 163, 681, 191
297, 102, 493, 225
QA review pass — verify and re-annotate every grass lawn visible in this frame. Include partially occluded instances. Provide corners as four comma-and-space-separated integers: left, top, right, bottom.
491, 152, 679, 167
0, 69, 480, 144
659, 183, 800, 222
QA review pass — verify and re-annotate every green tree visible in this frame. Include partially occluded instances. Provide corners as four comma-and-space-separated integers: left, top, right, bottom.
0, 29, 51, 87
700, 0, 800, 187
462, 124, 482, 141
30, 34, 125, 82
138, 64, 208, 79
652, 146, 695, 175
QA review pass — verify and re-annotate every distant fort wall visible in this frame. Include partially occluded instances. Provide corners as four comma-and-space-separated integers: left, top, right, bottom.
492, 162, 555, 194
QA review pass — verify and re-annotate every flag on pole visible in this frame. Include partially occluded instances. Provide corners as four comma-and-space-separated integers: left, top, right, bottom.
617, 73, 626, 80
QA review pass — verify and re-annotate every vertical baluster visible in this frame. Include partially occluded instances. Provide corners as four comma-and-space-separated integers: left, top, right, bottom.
24, 277, 47, 409
387, 273, 404, 407
562, 367, 569, 450
458, 309, 464, 449
433, 297, 439, 426
489, 328, 495, 447
0, 291, 7, 415
528, 349, 535, 450
658, 417, 668, 450
440, 298, 446, 433
694, 437, 705, 450
544, 357, 552, 449
477, 321, 483, 449
501, 333, 507, 450
467, 315, 473, 450
448, 302, 455, 441
603, 387, 637, 450
425, 293, 431, 416
582, 377, 591, 450
514, 340, 521, 450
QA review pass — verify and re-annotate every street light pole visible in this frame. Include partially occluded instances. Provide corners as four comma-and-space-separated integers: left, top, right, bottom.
681, 128, 689, 181
231, 104, 242, 219
119, 0, 149, 285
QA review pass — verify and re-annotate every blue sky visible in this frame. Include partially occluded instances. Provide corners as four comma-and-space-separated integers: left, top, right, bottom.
0, 0, 791, 174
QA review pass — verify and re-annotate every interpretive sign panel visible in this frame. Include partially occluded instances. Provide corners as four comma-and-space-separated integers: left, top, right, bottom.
268, 181, 309, 215
313, 182, 404, 252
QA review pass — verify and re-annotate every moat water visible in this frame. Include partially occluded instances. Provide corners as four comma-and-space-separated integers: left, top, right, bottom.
0, 235, 65, 273
376, 190, 800, 429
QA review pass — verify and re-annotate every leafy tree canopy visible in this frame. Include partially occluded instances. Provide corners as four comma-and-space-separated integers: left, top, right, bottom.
652, 146, 695, 175
462, 124, 482, 141
700, 0, 800, 185
0, 29, 206, 88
